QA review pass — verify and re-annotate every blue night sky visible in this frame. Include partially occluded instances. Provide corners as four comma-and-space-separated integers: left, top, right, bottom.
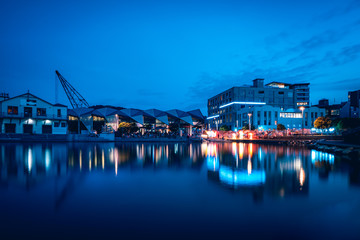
1, 0, 360, 115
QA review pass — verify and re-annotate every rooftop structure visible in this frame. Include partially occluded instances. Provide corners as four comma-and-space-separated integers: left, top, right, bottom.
67, 107, 205, 135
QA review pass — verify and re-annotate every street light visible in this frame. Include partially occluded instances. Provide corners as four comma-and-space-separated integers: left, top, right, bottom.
299, 106, 305, 135
248, 113, 252, 131
206, 115, 219, 130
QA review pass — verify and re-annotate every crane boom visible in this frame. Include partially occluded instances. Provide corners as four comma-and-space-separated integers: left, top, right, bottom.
55, 70, 89, 109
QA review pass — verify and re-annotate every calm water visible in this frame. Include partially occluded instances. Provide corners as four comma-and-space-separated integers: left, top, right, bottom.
0, 142, 360, 239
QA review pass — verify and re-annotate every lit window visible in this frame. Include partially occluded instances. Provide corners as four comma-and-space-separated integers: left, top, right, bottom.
37, 108, 46, 116
7, 106, 18, 115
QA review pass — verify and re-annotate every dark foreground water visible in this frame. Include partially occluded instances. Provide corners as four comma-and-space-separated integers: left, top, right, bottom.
0, 142, 360, 239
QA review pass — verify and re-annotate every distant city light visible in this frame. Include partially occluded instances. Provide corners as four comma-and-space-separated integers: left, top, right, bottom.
219, 101, 266, 108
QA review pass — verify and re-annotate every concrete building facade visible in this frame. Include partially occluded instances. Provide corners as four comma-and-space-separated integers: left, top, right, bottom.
207, 79, 323, 130
217, 105, 325, 131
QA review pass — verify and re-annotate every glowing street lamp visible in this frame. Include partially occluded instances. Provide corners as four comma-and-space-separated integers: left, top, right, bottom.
248, 113, 252, 131
206, 115, 219, 130
299, 106, 305, 135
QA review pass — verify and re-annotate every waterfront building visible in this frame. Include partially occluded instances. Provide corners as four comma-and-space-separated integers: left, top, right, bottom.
315, 90, 360, 119
221, 105, 325, 130
314, 99, 348, 119
67, 107, 205, 135
0, 92, 67, 134
207, 79, 324, 130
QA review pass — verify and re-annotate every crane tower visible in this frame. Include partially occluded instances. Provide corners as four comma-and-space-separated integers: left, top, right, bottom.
55, 70, 89, 109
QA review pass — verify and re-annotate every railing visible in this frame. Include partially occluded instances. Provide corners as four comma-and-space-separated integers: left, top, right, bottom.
0, 112, 67, 120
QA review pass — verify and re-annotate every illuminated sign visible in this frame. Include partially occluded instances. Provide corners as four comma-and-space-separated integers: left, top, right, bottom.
219, 101, 266, 108
297, 102, 308, 106
280, 112, 302, 118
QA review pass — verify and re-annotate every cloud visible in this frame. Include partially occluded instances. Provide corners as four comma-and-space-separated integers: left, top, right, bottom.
186, 3, 360, 112
331, 44, 360, 66
312, 77, 360, 90
311, 0, 360, 23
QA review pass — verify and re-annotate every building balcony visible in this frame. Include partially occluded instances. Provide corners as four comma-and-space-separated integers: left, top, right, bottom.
0, 112, 67, 120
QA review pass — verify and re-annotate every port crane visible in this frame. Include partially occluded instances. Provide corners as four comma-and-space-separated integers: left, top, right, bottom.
55, 70, 89, 109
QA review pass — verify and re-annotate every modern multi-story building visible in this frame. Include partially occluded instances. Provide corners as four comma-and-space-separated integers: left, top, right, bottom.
0, 92, 68, 134
207, 79, 324, 130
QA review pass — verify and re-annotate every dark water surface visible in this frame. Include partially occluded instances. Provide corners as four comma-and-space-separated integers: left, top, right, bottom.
1, 142, 360, 239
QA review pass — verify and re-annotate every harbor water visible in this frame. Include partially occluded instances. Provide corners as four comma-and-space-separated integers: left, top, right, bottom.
0, 142, 359, 239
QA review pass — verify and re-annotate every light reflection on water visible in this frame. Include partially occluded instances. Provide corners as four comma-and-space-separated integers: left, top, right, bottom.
0, 142, 353, 191
0, 142, 360, 238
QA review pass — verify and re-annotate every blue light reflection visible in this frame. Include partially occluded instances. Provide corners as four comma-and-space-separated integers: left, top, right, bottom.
207, 155, 219, 172
219, 166, 266, 186
311, 150, 334, 164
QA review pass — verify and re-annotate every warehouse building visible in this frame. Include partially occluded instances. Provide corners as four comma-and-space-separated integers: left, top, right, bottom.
0, 92, 68, 134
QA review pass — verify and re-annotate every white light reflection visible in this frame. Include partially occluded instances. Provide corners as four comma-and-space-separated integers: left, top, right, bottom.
114, 148, 118, 176
45, 148, 51, 171
102, 150, 105, 170
299, 168, 305, 187
27, 148, 33, 173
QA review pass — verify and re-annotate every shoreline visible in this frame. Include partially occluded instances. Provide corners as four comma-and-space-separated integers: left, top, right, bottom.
0, 134, 201, 143
1, 133, 359, 159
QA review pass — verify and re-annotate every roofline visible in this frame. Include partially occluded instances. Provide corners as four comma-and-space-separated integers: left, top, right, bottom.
1, 92, 67, 107
265, 82, 310, 86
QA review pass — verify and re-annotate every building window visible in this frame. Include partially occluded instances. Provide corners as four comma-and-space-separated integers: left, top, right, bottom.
24, 107, 32, 117
264, 111, 267, 117
315, 112, 318, 118
54, 122, 60, 127
275, 111, 278, 118
311, 112, 314, 118
278, 91, 284, 95
57, 109, 61, 117
37, 108, 46, 116
264, 120, 266, 125
61, 122, 67, 127
7, 106, 18, 115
